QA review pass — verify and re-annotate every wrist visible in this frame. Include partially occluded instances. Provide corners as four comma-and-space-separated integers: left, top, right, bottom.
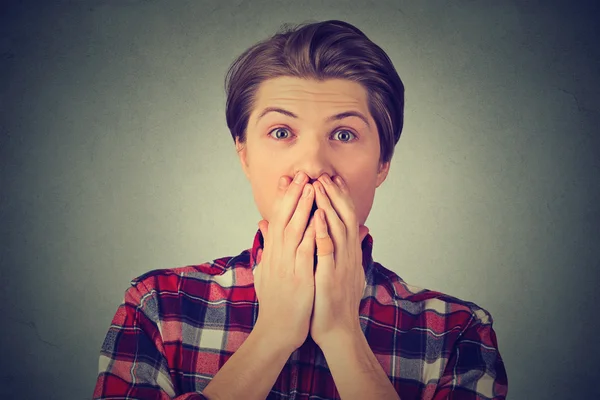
314, 322, 364, 350
252, 320, 300, 355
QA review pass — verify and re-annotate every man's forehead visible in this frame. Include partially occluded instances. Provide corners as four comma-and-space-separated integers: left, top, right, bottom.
255, 77, 368, 107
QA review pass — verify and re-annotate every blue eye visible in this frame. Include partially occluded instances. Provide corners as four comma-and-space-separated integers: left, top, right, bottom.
268, 127, 357, 143
269, 127, 291, 140
334, 130, 356, 142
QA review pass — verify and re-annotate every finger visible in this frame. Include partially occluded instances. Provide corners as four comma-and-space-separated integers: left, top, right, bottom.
272, 172, 309, 248
268, 171, 308, 266
318, 174, 358, 243
312, 180, 346, 253
295, 214, 317, 281
261, 173, 308, 278
284, 183, 314, 254
315, 209, 335, 274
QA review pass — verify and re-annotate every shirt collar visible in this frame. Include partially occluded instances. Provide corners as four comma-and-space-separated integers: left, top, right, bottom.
249, 228, 374, 273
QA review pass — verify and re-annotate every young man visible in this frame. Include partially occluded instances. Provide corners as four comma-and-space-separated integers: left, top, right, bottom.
94, 20, 508, 399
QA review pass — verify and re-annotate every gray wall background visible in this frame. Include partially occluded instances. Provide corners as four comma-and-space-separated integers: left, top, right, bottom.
1, 1, 599, 399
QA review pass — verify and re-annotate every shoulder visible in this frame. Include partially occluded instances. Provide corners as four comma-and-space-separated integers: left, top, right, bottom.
369, 261, 495, 329
123, 249, 254, 307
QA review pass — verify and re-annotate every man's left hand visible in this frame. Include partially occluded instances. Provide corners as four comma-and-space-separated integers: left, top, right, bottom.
310, 173, 370, 348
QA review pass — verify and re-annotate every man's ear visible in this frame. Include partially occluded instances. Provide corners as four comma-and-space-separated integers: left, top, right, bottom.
235, 137, 251, 180
375, 161, 390, 188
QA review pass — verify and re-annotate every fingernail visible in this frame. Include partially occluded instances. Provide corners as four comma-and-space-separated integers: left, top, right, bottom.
317, 182, 326, 194
334, 176, 343, 187
294, 172, 305, 184
322, 175, 332, 185
279, 176, 288, 188
302, 184, 312, 198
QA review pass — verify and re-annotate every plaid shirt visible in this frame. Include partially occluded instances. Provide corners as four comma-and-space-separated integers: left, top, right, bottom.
94, 229, 508, 399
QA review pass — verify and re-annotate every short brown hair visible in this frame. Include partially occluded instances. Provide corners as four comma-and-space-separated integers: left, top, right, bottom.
225, 19, 405, 166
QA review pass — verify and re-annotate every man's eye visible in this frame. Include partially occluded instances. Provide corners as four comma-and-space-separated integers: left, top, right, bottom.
268, 127, 357, 142
269, 127, 291, 140
333, 130, 357, 142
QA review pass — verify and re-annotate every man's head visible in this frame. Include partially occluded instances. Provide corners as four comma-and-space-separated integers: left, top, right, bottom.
225, 20, 404, 227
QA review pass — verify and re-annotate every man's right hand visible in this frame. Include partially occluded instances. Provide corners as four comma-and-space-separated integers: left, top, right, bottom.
253, 171, 317, 352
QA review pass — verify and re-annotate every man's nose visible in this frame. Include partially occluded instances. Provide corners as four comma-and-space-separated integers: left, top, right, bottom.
295, 140, 333, 183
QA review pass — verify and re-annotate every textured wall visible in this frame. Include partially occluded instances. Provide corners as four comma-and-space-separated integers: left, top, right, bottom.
1, 1, 598, 398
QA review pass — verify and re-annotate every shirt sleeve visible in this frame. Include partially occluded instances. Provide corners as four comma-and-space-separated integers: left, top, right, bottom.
432, 309, 508, 400
92, 279, 208, 400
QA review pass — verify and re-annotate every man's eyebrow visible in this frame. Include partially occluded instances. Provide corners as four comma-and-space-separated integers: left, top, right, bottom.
256, 107, 370, 129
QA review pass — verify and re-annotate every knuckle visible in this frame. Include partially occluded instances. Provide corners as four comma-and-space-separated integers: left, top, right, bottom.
349, 217, 357, 228
284, 224, 300, 238
278, 176, 290, 191
295, 182, 306, 198
296, 242, 313, 258
304, 220, 314, 234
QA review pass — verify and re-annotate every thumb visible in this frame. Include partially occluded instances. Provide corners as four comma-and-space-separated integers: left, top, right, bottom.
358, 224, 370, 244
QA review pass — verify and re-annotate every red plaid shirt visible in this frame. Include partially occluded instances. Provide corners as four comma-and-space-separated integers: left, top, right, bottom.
94, 229, 508, 399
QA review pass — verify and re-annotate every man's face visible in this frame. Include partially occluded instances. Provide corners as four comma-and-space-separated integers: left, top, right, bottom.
236, 76, 390, 229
